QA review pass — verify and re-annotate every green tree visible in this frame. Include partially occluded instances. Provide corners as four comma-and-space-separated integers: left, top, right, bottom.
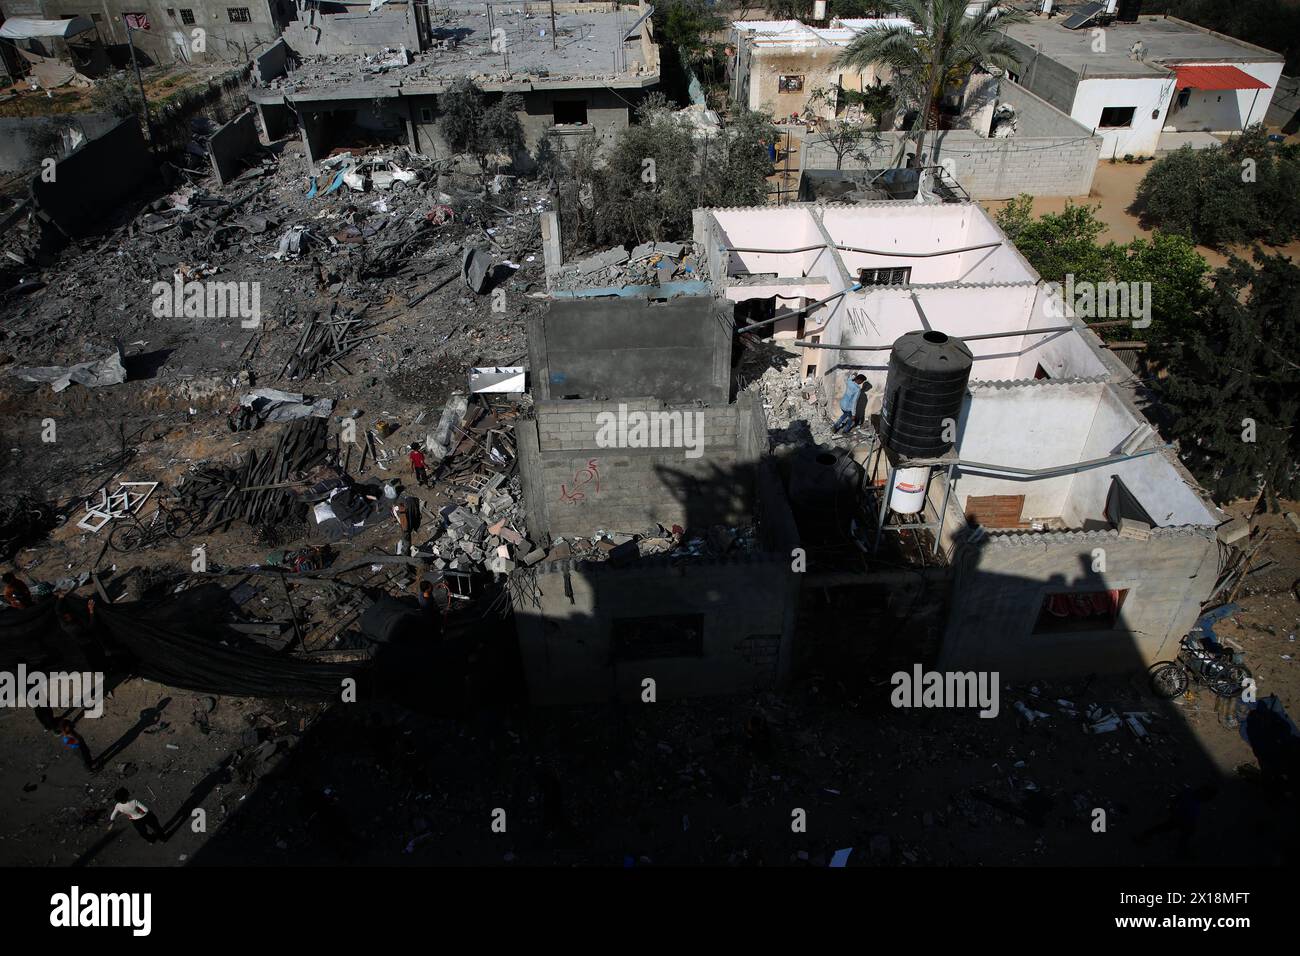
1134, 127, 1300, 247
995, 196, 1209, 339
552, 100, 773, 251
436, 79, 525, 181
835, 0, 1029, 167
1155, 253, 1300, 506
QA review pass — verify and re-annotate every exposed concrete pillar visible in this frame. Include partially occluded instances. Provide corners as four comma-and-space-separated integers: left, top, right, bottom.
299, 110, 325, 170
404, 100, 418, 153
540, 210, 562, 288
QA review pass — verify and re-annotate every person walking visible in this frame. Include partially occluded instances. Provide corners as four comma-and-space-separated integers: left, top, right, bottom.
831, 374, 867, 434
108, 788, 165, 843
409, 443, 429, 487
58, 719, 94, 772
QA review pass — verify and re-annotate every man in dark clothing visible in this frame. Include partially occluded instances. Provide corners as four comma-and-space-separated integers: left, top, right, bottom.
58, 719, 94, 772
3, 572, 33, 609
409, 443, 429, 487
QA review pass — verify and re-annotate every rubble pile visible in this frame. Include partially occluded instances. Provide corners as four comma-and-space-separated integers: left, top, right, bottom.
747, 359, 841, 447
417, 479, 534, 574
549, 241, 710, 291
544, 523, 760, 566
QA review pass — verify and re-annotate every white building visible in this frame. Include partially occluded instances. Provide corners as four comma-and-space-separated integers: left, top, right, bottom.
1002, 13, 1284, 157
694, 199, 1226, 677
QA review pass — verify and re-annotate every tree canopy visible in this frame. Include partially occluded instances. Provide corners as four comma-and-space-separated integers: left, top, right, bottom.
834, 0, 1028, 165
1133, 126, 1300, 248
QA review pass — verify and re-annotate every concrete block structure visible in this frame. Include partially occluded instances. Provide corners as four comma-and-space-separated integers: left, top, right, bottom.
1003, 12, 1284, 157
729, 18, 907, 121
799, 77, 1103, 199
513, 294, 802, 705
246, 1, 660, 168
1, 0, 291, 67
696, 198, 1223, 681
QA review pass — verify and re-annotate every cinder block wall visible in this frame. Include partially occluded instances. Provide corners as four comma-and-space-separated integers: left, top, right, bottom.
515, 553, 796, 704
938, 528, 1218, 678
520, 396, 760, 538
801, 81, 1101, 199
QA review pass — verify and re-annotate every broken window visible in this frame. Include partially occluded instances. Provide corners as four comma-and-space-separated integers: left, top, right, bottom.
858, 266, 911, 287
228, 7, 252, 22
553, 100, 589, 125
612, 614, 704, 662
1033, 590, 1129, 634
778, 75, 804, 93
180, 8, 195, 24
419, 106, 435, 124
1098, 106, 1135, 128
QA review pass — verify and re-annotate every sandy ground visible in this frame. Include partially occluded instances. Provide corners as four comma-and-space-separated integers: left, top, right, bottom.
982, 160, 1300, 270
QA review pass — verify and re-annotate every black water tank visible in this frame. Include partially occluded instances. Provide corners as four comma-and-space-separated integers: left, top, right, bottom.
879, 330, 972, 458
1116, 0, 1142, 23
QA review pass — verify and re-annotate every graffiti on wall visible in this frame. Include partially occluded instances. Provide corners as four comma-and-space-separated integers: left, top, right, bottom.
558, 458, 601, 504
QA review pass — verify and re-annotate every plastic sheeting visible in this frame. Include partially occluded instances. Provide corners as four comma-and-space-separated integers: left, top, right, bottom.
0, 16, 95, 39
0, 597, 361, 699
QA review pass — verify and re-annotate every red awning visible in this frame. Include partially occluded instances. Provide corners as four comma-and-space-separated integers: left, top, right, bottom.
1173, 65, 1269, 91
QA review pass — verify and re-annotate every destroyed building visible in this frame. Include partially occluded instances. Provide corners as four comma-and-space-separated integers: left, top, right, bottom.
248, 1, 660, 168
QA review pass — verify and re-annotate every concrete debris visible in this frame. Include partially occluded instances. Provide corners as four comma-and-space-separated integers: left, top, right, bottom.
550, 241, 709, 292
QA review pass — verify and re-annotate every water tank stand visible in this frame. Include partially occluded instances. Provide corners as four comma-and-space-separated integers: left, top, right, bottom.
866, 416, 960, 557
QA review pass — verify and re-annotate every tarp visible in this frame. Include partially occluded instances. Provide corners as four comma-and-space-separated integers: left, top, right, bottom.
1174, 65, 1269, 92
12, 342, 126, 392
0, 16, 96, 40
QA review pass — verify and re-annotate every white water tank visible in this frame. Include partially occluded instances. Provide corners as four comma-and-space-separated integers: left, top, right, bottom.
889, 466, 930, 514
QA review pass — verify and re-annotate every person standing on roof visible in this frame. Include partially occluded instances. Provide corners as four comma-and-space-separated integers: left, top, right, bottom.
409, 442, 429, 488
831, 375, 868, 434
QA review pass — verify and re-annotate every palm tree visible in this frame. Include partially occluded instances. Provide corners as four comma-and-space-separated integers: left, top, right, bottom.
834, 0, 1030, 168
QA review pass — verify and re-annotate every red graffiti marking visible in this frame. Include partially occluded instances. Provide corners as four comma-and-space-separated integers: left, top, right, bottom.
558, 458, 601, 503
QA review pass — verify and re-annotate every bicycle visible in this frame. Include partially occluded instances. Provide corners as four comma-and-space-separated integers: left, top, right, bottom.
1148, 633, 1251, 700
107, 502, 198, 553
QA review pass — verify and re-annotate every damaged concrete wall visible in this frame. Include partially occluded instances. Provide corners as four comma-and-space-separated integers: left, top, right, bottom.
254, 37, 290, 83
0, 112, 120, 173
938, 528, 1218, 679
208, 109, 261, 185
405, 87, 634, 164
528, 296, 732, 404
282, 5, 421, 55
519, 396, 763, 539
30, 117, 153, 237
